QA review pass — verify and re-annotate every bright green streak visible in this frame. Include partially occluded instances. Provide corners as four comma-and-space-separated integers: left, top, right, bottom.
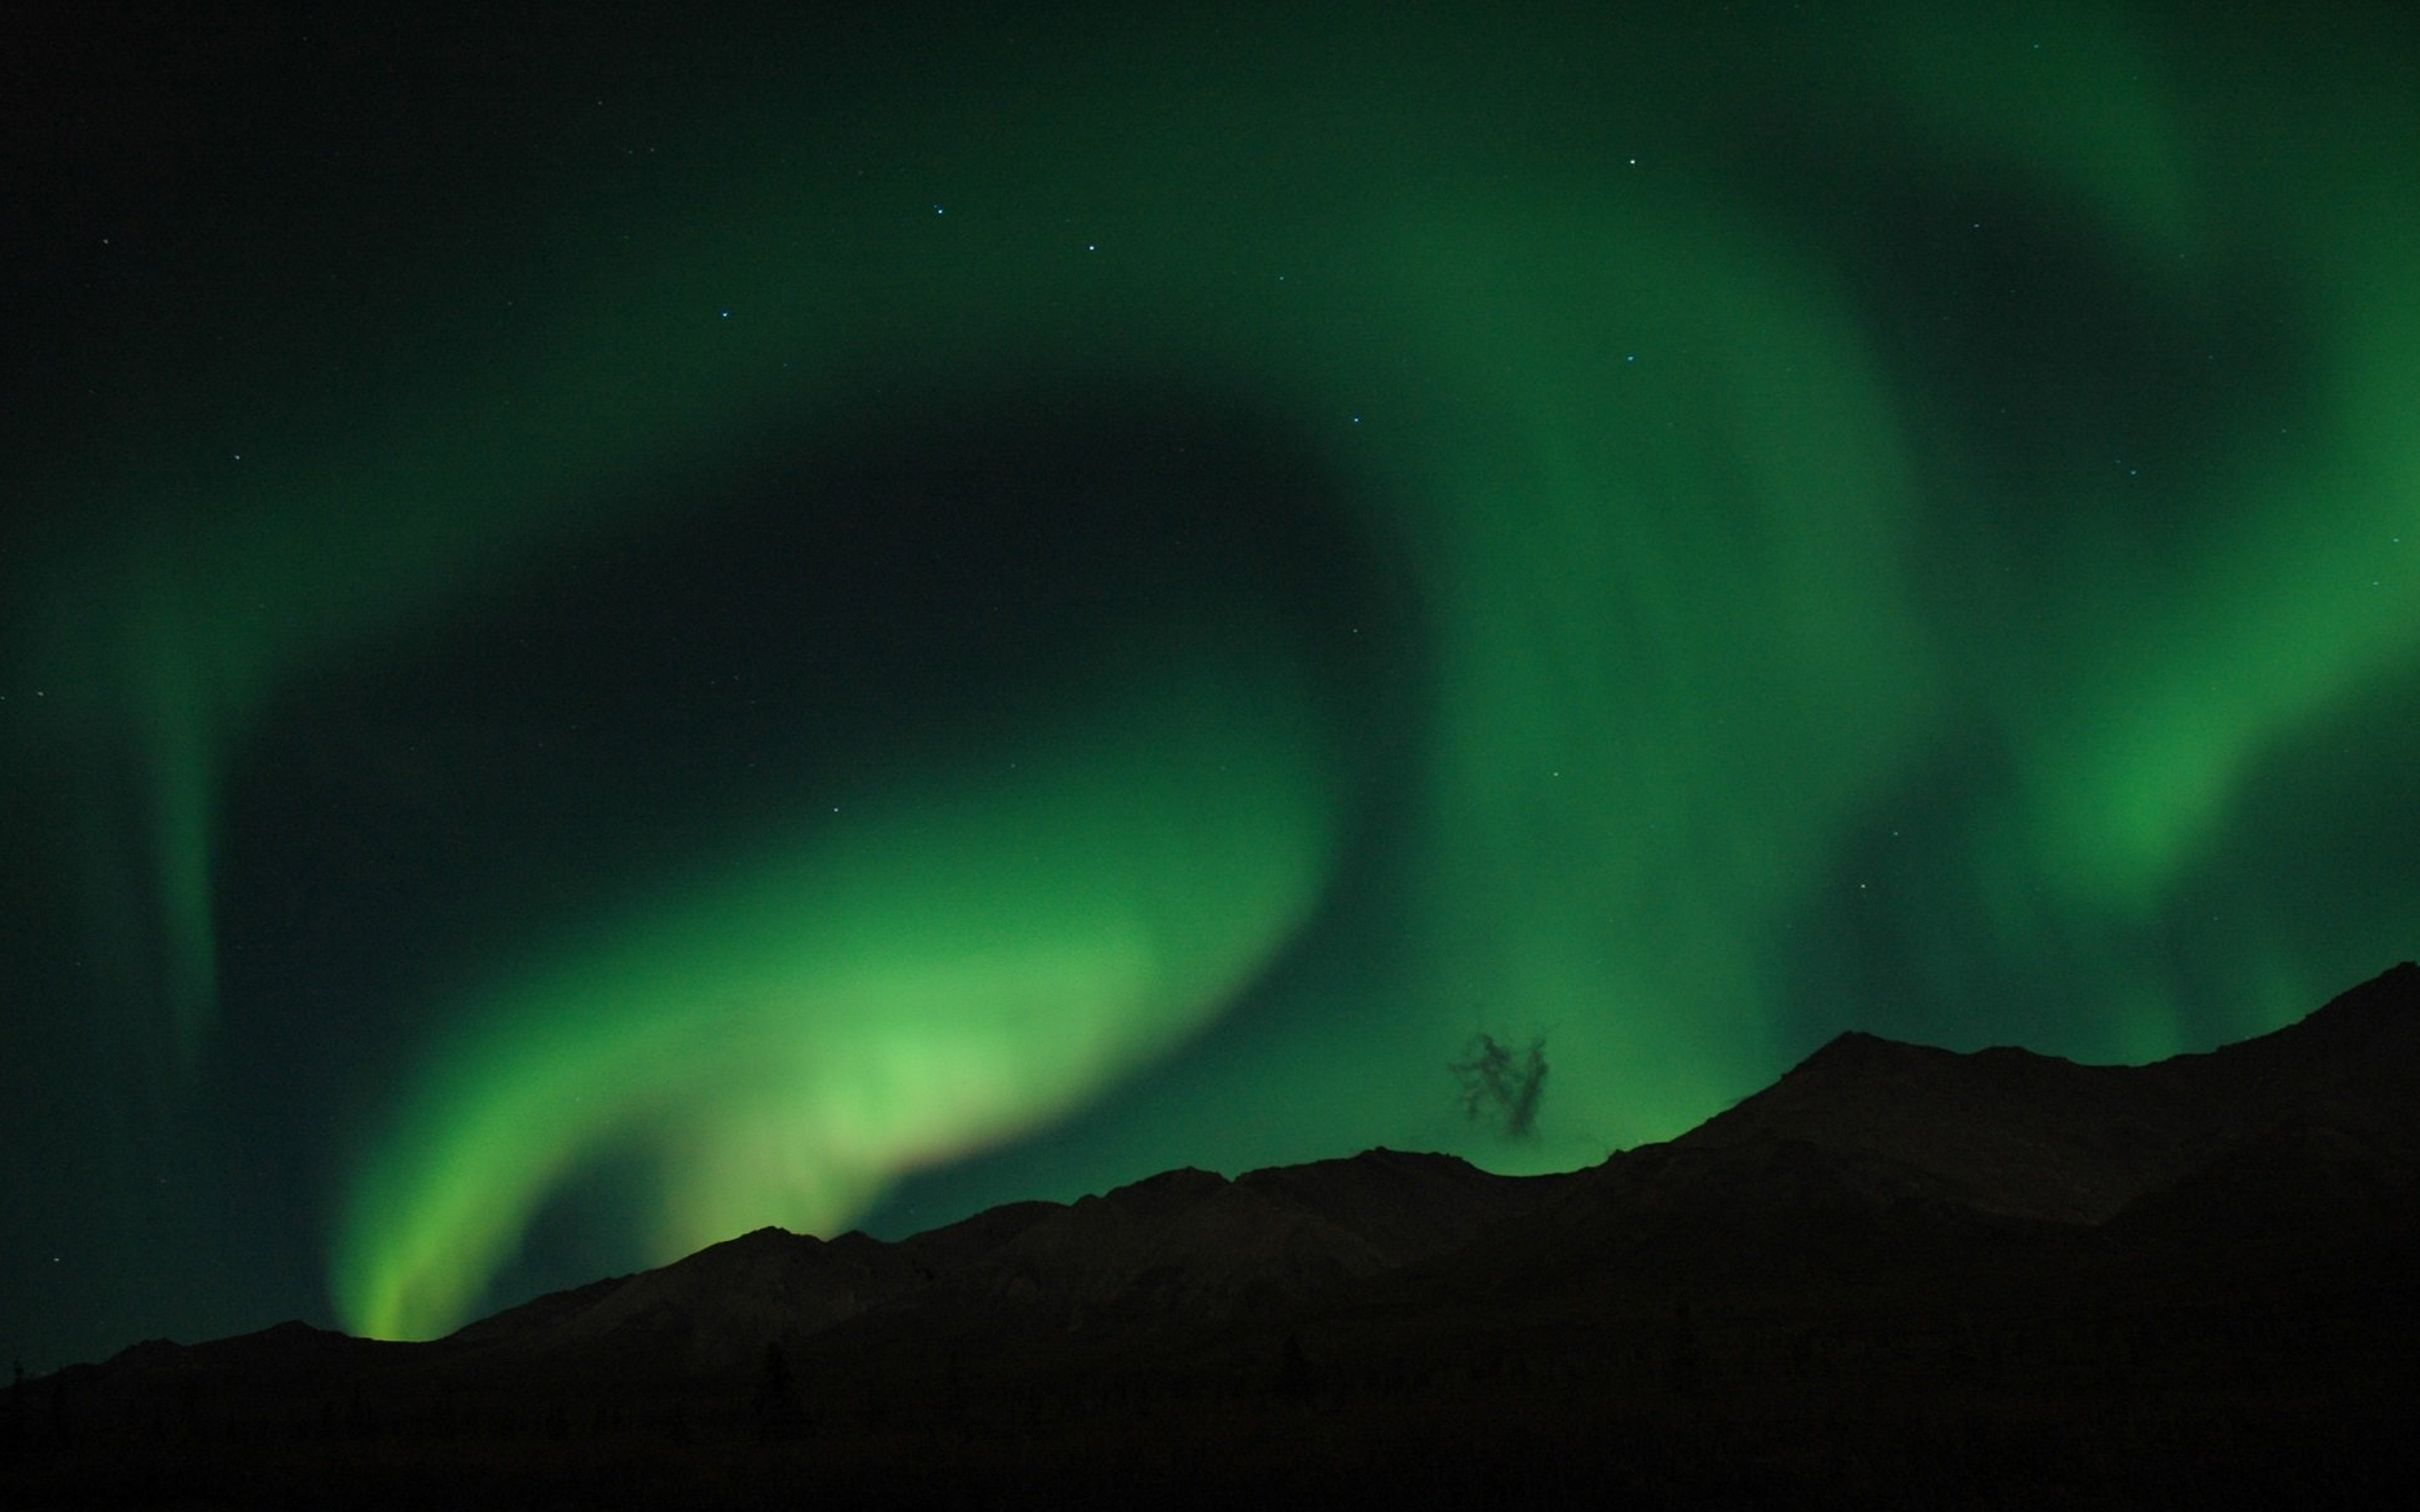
339, 649, 1338, 1340
10, 5, 2414, 1336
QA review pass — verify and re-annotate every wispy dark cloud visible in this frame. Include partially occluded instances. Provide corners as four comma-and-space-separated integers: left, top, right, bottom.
1451, 1034, 1547, 1140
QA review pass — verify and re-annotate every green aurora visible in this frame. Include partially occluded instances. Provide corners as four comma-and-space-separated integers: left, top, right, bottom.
3, 2, 2414, 1352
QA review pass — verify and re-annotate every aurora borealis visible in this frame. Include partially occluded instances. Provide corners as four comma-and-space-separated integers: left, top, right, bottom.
4, 2, 2414, 1362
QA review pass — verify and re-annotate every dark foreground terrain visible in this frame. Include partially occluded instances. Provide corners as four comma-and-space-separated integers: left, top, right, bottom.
9, 964, 2418, 1509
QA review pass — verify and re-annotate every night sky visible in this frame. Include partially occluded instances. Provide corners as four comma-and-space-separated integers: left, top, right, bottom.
5, 2, 2415, 1366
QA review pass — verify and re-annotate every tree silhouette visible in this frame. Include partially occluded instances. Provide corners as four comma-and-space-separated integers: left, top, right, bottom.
1450, 1033, 1547, 1137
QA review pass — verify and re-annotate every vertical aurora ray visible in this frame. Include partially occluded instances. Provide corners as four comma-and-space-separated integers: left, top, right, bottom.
1350, 195, 1941, 1149
6, 1, 2414, 1360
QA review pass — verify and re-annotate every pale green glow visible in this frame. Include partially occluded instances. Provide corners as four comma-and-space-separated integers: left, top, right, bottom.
2015, 145, 2420, 912
1348, 192, 1939, 1138
337, 651, 1337, 1339
6, 4, 2412, 1344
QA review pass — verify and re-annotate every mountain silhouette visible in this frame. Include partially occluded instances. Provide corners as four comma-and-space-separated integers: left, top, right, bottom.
1677, 958, 2420, 1222
8, 963, 2416, 1508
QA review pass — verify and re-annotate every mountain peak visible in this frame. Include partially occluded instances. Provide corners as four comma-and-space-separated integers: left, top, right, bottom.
23, 964, 2420, 1507
2225, 959, 2418, 1058
1097, 1165, 1229, 1210
1673, 963, 2420, 1224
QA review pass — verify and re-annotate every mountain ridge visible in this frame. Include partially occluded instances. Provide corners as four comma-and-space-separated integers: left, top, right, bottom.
15, 962, 2418, 1508
65, 961, 2420, 1377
